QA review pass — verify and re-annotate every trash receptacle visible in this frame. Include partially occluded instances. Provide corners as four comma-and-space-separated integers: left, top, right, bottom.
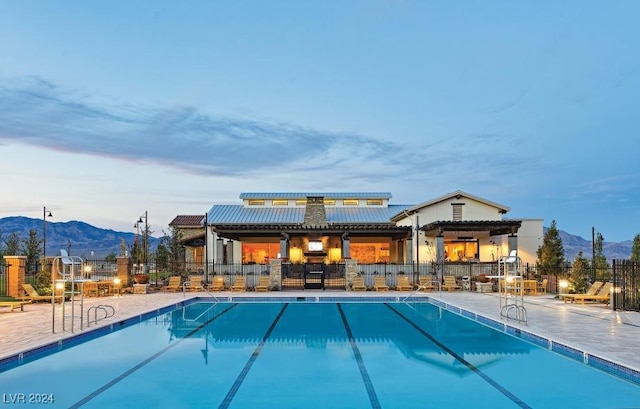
462, 276, 471, 291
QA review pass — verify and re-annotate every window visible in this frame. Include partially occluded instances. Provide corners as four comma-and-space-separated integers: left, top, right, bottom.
452, 203, 463, 221
248, 199, 265, 206
324, 199, 335, 206
295, 199, 307, 205
343, 199, 359, 206
366, 199, 383, 206
272, 200, 288, 206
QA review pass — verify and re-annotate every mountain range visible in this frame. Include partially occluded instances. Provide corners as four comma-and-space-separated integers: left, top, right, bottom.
0, 216, 634, 261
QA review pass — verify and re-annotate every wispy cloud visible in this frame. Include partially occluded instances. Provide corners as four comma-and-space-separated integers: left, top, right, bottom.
0, 76, 533, 185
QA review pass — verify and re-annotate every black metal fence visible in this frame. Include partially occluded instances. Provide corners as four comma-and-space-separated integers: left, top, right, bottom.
612, 260, 640, 311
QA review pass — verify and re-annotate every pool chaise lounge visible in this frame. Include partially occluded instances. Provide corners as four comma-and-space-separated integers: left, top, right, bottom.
162, 276, 182, 292
254, 276, 271, 292
0, 300, 31, 312
564, 282, 612, 305
19, 283, 63, 303
442, 275, 461, 291
396, 275, 414, 291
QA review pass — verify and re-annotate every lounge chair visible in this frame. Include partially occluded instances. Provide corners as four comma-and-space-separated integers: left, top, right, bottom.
442, 276, 461, 291
561, 281, 602, 300
373, 276, 389, 292
162, 276, 182, 292
209, 276, 225, 291
184, 276, 204, 292
0, 300, 31, 312
418, 276, 438, 292
20, 283, 63, 303
351, 276, 367, 291
396, 276, 414, 291
537, 279, 548, 295
254, 276, 271, 292
564, 282, 612, 305
231, 276, 247, 292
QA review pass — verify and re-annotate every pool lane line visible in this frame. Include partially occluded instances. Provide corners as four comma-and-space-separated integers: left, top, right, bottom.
337, 303, 382, 409
385, 303, 532, 409
218, 303, 289, 409
69, 303, 239, 409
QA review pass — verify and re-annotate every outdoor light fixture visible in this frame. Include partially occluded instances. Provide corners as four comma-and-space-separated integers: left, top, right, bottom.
559, 279, 569, 294
42, 206, 53, 271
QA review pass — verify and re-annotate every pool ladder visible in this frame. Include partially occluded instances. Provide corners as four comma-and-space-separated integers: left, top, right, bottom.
87, 304, 115, 327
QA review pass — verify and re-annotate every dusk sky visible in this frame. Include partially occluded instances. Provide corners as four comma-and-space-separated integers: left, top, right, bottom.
1, 1, 639, 242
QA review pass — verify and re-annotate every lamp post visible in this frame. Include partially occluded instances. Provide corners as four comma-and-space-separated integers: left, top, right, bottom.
42, 206, 53, 272
137, 211, 148, 272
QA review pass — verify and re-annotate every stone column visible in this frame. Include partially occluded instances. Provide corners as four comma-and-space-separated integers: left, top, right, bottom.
269, 258, 282, 290
341, 233, 350, 259
4, 256, 26, 298
117, 256, 131, 286
344, 259, 359, 290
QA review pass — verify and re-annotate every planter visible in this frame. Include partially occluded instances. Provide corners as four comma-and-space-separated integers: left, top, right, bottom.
133, 274, 150, 284
476, 282, 493, 293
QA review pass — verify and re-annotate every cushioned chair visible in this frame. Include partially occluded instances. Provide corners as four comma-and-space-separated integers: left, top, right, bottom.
184, 276, 204, 292
254, 276, 271, 292
209, 276, 225, 291
231, 276, 247, 292
396, 275, 414, 291
442, 276, 461, 291
351, 276, 367, 291
162, 276, 182, 292
564, 282, 612, 305
373, 276, 388, 292
20, 283, 63, 303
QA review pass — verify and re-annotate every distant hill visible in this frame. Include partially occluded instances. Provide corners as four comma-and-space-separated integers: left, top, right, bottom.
0, 216, 160, 258
553, 229, 631, 261
0, 216, 632, 262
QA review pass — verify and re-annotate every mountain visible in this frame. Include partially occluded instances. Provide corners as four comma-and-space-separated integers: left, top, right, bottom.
0, 216, 161, 258
554, 229, 632, 261
0, 216, 633, 262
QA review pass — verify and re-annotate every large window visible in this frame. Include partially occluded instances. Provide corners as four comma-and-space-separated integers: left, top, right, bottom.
241, 243, 280, 264
444, 240, 479, 262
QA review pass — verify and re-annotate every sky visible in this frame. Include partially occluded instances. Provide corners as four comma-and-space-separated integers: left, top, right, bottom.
1, 1, 639, 242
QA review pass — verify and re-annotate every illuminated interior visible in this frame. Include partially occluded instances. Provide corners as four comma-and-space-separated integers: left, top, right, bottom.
241, 243, 280, 264
444, 240, 479, 262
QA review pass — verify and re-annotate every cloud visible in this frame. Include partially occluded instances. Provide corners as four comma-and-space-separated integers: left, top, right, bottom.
0, 76, 535, 186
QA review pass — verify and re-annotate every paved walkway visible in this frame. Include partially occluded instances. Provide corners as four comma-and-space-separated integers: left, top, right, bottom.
1, 290, 639, 373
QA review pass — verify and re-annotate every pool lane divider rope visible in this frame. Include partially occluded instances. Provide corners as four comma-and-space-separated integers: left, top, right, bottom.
337, 303, 382, 409
69, 303, 240, 409
385, 303, 532, 409
218, 303, 289, 409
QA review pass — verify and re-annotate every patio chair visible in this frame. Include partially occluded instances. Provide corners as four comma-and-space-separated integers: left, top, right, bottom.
418, 276, 438, 292
162, 276, 182, 292
231, 276, 247, 292
564, 282, 612, 305
373, 276, 389, 292
209, 276, 225, 291
537, 279, 548, 295
396, 275, 414, 291
20, 283, 63, 303
184, 276, 204, 292
351, 276, 367, 291
442, 276, 461, 291
254, 275, 271, 292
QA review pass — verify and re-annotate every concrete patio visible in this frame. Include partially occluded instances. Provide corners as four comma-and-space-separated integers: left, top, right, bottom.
1, 290, 639, 376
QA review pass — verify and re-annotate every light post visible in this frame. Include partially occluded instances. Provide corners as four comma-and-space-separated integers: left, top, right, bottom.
42, 206, 53, 272
136, 211, 148, 273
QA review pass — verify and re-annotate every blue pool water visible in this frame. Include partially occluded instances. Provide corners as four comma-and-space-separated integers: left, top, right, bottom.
1, 301, 640, 408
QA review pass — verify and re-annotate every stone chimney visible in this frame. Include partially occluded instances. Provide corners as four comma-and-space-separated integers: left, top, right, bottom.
303, 196, 327, 226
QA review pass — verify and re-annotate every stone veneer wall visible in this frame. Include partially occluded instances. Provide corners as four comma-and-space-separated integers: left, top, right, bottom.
303, 196, 327, 226
269, 258, 282, 290
344, 259, 359, 290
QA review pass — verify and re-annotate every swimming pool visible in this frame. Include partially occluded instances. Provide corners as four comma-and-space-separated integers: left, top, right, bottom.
2, 300, 640, 408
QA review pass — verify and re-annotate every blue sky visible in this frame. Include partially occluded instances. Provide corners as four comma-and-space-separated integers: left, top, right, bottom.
1, 1, 639, 242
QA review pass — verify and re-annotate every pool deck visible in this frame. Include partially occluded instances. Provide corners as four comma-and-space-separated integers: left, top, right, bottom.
2, 290, 639, 375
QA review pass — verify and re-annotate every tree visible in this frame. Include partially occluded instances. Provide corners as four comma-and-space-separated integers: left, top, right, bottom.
160, 226, 184, 275
536, 220, 566, 276
593, 232, 609, 281
569, 251, 590, 294
22, 229, 42, 274
4, 232, 22, 256
631, 234, 640, 262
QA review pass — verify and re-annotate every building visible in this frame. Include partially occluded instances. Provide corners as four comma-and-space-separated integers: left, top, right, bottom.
186, 191, 542, 289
